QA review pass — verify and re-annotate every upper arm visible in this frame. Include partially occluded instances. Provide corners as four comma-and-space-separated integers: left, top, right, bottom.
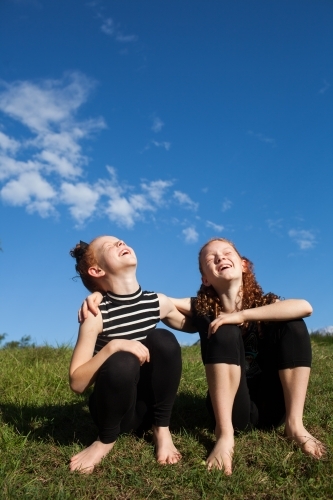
158, 293, 197, 333
168, 297, 193, 317
69, 311, 103, 377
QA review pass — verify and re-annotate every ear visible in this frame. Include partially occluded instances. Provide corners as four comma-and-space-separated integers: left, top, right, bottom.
241, 259, 248, 273
201, 275, 211, 287
88, 266, 106, 278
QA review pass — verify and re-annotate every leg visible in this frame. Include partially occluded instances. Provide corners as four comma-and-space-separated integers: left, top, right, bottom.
259, 320, 325, 458
204, 325, 255, 475
279, 366, 324, 457
70, 351, 140, 473
276, 320, 325, 457
140, 329, 182, 464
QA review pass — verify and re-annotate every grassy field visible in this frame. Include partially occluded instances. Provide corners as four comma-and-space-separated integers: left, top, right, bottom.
0, 335, 332, 499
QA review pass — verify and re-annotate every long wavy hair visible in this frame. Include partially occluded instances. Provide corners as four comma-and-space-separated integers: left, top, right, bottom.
194, 238, 279, 321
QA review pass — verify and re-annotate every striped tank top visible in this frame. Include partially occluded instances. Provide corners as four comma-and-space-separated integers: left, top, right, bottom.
94, 286, 160, 353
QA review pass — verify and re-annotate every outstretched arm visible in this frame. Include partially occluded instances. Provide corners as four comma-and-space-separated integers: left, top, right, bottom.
168, 297, 192, 317
158, 294, 197, 333
208, 299, 313, 336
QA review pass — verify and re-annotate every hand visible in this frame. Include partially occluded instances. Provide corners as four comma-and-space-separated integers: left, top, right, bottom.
78, 292, 103, 323
208, 311, 244, 337
111, 339, 150, 365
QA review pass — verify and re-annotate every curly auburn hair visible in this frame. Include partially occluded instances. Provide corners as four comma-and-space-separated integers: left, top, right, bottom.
194, 238, 280, 320
70, 239, 100, 292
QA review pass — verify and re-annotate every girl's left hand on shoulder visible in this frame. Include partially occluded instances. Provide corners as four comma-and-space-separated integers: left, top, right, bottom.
208, 311, 244, 337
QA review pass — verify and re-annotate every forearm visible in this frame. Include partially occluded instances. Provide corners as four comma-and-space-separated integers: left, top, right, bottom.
70, 342, 114, 394
241, 299, 312, 323
209, 299, 313, 336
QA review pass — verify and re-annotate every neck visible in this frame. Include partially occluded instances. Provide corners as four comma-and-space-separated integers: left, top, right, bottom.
215, 279, 243, 313
101, 268, 140, 295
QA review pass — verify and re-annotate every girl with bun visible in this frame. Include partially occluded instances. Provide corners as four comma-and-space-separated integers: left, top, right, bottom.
69, 235, 194, 473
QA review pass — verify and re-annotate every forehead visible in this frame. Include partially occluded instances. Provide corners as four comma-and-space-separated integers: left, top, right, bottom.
202, 240, 236, 255
93, 235, 119, 251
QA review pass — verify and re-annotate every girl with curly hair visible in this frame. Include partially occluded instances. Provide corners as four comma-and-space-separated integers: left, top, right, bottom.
82, 237, 325, 475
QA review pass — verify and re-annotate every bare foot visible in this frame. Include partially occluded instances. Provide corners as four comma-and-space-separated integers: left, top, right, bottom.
152, 425, 182, 464
70, 439, 115, 474
284, 426, 326, 459
206, 434, 234, 475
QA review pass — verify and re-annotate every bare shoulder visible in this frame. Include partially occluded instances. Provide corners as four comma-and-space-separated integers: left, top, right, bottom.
157, 293, 173, 319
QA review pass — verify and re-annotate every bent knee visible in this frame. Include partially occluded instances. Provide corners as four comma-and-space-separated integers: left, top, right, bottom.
100, 351, 140, 380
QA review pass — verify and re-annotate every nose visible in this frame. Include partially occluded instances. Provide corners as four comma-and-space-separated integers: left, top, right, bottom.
116, 240, 125, 247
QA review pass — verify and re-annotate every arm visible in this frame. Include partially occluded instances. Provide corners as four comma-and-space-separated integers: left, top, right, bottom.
158, 293, 197, 333
69, 311, 150, 394
168, 297, 192, 317
208, 299, 313, 336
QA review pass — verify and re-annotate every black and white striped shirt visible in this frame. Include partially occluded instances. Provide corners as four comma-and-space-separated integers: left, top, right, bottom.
94, 286, 160, 353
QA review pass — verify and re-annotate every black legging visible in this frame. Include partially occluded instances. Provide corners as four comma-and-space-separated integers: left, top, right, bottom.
204, 319, 312, 431
89, 328, 182, 444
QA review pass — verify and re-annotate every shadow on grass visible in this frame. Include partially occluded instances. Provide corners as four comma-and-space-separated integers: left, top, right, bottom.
0, 391, 213, 450
0, 399, 96, 447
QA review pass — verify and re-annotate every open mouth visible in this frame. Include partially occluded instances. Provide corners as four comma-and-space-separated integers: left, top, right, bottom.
219, 264, 231, 272
119, 249, 130, 256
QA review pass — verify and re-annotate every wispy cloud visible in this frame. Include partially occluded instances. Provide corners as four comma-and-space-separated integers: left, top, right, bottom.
288, 229, 316, 250
0, 74, 194, 228
96, 13, 137, 43
319, 79, 330, 94
151, 116, 164, 133
173, 191, 198, 211
182, 226, 199, 243
222, 198, 232, 212
151, 140, 171, 151
247, 130, 276, 147
206, 220, 224, 232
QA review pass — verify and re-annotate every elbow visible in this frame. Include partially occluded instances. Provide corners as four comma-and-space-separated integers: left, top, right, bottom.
303, 300, 313, 317
69, 377, 85, 395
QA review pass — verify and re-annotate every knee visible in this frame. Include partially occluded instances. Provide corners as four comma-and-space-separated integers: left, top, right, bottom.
99, 351, 140, 384
281, 319, 310, 342
146, 328, 181, 356
209, 324, 242, 349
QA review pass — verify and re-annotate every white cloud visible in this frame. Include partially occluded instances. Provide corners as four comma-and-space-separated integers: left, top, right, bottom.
0, 75, 199, 229
288, 229, 316, 250
101, 18, 114, 36
106, 196, 138, 228
206, 220, 224, 232
98, 14, 137, 43
247, 130, 276, 147
151, 117, 164, 133
0, 131, 20, 153
141, 180, 173, 205
1, 171, 56, 217
267, 218, 283, 230
182, 226, 199, 243
60, 182, 100, 223
222, 198, 232, 212
174, 191, 198, 211
151, 140, 171, 151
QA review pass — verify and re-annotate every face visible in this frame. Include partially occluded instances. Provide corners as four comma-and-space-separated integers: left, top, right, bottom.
200, 240, 244, 288
91, 236, 137, 275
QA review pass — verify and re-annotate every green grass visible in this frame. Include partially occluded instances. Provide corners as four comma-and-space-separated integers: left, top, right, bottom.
1, 336, 333, 499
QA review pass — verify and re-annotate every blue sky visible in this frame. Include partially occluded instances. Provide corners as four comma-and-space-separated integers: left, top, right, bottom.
0, 0, 332, 347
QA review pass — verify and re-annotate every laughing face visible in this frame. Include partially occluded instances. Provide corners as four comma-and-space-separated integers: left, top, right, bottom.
199, 239, 245, 288
91, 235, 137, 275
